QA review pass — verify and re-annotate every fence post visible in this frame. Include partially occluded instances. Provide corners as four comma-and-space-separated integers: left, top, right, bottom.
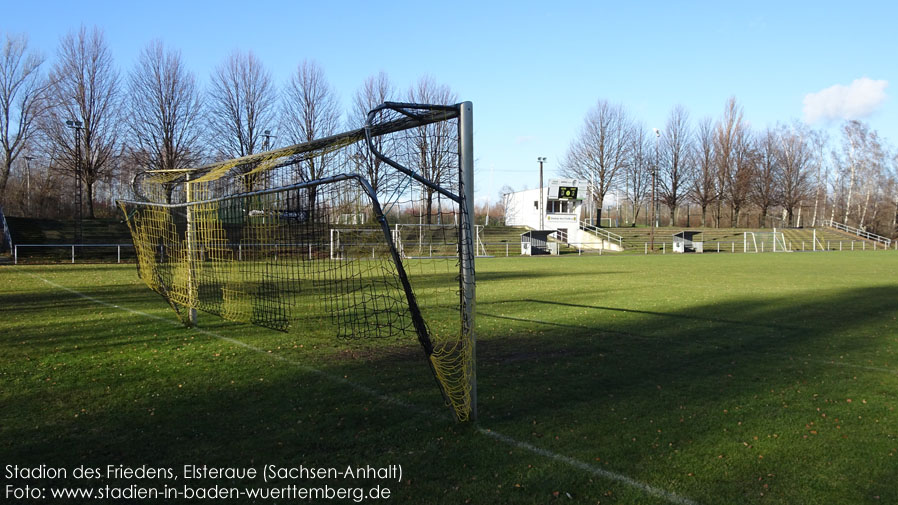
506, 243, 509, 257
14, 245, 17, 264
644, 243, 647, 255
662, 243, 665, 254
71, 245, 75, 264
117, 245, 121, 263
717, 242, 720, 253
732, 242, 735, 253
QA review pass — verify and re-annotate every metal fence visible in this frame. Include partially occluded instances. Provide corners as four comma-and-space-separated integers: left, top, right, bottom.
13, 244, 135, 264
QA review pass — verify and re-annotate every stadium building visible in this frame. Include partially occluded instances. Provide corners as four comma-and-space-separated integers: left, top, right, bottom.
503, 179, 623, 251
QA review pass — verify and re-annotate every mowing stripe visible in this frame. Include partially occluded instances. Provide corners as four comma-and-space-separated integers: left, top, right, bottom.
16, 268, 704, 505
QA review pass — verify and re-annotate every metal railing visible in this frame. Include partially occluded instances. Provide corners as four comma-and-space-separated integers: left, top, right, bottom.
824, 219, 892, 246
13, 243, 135, 264
578, 221, 623, 249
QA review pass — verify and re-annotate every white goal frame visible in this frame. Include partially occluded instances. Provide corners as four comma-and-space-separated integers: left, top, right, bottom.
743, 230, 789, 253
393, 223, 487, 258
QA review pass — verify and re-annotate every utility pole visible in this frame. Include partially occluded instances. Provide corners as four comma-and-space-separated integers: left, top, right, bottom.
537, 157, 546, 229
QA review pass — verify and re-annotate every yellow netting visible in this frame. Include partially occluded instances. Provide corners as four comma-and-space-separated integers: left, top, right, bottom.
119, 102, 475, 421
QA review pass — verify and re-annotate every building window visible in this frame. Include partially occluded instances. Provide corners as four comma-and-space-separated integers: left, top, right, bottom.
534, 200, 539, 209
547, 200, 573, 214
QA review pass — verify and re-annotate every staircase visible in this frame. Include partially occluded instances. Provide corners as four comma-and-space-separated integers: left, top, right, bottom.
576, 221, 624, 251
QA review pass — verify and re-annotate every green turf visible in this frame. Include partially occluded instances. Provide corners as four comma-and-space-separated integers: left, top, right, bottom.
1, 252, 896, 504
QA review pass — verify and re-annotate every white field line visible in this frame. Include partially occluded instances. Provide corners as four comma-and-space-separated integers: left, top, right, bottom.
17, 269, 704, 505
479, 428, 698, 505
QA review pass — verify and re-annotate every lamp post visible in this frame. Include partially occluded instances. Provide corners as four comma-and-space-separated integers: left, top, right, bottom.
263, 129, 274, 151
66, 119, 83, 244
650, 128, 660, 252
537, 157, 546, 229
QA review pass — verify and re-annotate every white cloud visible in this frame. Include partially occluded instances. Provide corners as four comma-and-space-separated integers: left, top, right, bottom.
803, 77, 888, 123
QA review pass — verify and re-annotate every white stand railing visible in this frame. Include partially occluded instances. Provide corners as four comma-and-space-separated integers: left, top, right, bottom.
578, 221, 623, 250
824, 219, 892, 246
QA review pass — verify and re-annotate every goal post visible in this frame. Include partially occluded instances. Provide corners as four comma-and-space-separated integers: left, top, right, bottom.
119, 101, 477, 422
392, 223, 486, 258
743, 230, 789, 253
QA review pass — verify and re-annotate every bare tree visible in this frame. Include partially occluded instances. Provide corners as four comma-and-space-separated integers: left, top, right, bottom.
752, 128, 780, 227
714, 97, 752, 227
839, 120, 886, 228
126, 41, 204, 202
809, 130, 829, 227
891, 153, 898, 236
776, 122, 815, 226
408, 75, 457, 224
561, 100, 632, 226
689, 117, 716, 227
658, 105, 691, 226
44, 26, 120, 219
351, 71, 396, 196
627, 126, 652, 224
282, 60, 341, 181
207, 50, 276, 189
281, 60, 341, 211
0, 32, 48, 201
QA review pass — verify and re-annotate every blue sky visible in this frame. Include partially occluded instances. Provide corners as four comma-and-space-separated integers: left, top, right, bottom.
4, 0, 896, 203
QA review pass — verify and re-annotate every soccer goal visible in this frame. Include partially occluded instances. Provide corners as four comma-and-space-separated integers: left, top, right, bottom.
393, 223, 487, 258
743, 230, 789, 253
118, 102, 477, 422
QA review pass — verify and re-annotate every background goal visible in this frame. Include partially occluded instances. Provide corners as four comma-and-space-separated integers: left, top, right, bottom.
743, 230, 789, 253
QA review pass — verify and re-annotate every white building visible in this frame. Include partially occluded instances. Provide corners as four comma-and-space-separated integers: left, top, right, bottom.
503, 179, 622, 251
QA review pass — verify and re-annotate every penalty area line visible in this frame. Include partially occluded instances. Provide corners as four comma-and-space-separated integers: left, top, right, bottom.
19, 268, 700, 505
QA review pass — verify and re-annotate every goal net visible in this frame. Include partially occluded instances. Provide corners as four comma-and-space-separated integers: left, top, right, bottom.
743, 231, 789, 253
118, 102, 476, 421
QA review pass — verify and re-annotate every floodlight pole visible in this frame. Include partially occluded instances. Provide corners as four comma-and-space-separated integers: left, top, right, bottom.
263, 129, 274, 151
538, 157, 546, 229
650, 128, 660, 252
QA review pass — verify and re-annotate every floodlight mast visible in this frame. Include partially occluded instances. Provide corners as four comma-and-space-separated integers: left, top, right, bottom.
651, 128, 660, 252
537, 157, 547, 229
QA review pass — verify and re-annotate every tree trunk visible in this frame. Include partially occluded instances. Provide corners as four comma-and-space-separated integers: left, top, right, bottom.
0, 158, 11, 196
859, 190, 871, 229
594, 195, 604, 227
86, 181, 95, 219
425, 189, 434, 225
700, 205, 707, 227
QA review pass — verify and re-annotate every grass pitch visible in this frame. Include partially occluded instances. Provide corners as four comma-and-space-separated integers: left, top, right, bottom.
2, 252, 897, 504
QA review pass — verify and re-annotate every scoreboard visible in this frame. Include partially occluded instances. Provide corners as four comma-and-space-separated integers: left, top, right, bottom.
547, 179, 587, 200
